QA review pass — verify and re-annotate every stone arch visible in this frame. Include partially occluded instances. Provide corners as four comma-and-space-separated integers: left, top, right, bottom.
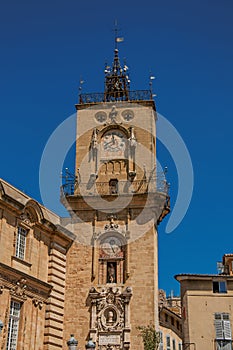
98, 124, 130, 140
24, 200, 44, 224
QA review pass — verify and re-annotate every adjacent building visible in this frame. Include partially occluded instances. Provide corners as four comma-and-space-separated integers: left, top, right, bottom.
176, 255, 233, 350
158, 290, 182, 350
0, 179, 73, 349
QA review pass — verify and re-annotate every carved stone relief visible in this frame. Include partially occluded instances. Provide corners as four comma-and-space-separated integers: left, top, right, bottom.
89, 286, 132, 349
10, 278, 27, 301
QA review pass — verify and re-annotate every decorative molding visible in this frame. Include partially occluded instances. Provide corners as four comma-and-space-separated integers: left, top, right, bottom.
89, 286, 132, 348
32, 298, 43, 309
50, 241, 67, 255
19, 212, 33, 227
0, 263, 52, 299
11, 255, 32, 268
10, 278, 27, 301
104, 214, 119, 232
100, 345, 121, 350
108, 106, 119, 124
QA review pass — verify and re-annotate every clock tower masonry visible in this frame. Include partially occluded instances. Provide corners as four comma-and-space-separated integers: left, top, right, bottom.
61, 44, 170, 350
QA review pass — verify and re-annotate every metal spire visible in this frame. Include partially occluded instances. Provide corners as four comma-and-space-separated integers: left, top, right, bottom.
104, 21, 130, 102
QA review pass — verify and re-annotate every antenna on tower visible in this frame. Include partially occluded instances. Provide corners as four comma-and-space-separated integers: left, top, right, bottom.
149, 72, 157, 99
78, 77, 85, 103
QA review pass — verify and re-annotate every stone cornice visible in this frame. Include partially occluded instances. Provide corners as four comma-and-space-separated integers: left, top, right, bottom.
0, 262, 52, 300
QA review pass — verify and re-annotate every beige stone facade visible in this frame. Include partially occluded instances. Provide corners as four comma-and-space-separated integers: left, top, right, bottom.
0, 179, 73, 350
176, 255, 233, 350
158, 290, 182, 350
61, 99, 169, 350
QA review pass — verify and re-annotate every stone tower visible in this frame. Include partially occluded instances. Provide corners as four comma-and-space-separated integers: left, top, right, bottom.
61, 43, 170, 350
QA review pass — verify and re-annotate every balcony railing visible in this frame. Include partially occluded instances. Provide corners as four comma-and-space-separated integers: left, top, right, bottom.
78, 90, 153, 104
61, 176, 169, 198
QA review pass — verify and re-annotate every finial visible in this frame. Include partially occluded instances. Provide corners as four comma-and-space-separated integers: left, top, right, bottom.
104, 22, 129, 102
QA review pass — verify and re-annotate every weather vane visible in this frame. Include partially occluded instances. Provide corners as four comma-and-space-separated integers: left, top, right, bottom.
113, 19, 124, 49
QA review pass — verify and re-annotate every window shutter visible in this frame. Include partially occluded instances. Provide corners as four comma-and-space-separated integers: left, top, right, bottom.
223, 321, 232, 340
215, 320, 224, 339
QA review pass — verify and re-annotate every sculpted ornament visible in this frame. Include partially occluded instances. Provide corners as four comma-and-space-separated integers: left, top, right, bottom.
20, 212, 32, 226
108, 106, 118, 124
32, 298, 43, 309
10, 278, 27, 300
101, 345, 121, 350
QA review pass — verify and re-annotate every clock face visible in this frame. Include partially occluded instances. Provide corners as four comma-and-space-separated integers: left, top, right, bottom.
100, 236, 122, 257
102, 130, 127, 157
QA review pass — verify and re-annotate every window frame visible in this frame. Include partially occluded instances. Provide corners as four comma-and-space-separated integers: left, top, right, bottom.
214, 312, 232, 348
6, 300, 21, 350
166, 335, 171, 350
15, 226, 28, 260
213, 280, 227, 294
215, 340, 232, 350
159, 331, 163, 350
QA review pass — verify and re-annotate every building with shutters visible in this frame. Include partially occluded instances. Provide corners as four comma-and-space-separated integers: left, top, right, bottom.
175, 254, 233, 350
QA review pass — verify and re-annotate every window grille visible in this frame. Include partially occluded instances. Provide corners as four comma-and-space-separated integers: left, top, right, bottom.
6, 301, 21, 350
15, 227, 27, 259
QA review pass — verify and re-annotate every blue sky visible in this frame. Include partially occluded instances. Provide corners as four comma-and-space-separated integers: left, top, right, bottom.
0, 0, 233, 295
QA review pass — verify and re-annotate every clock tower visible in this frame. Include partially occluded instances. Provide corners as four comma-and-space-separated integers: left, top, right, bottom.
61, 44, 170, 350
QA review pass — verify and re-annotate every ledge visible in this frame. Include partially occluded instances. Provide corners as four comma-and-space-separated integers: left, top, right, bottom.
11, 255, 32, 268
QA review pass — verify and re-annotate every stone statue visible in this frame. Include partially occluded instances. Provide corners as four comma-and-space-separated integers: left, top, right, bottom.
107, 263, 116, 283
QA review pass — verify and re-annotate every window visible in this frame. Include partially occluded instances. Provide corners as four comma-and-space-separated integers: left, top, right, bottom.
165, 314, 168, 322
215, 313, 232, 350
216, 341, 232, 350
159, 331, 163, 350
172, 339, 176, 350
213, 281, 227, 293
171, 317, 174, 326
166, 335, 171, 350
15, 226, 27, 259
109, 179, 118, 194
178, 343, 182, 350
6, 301, 21, 350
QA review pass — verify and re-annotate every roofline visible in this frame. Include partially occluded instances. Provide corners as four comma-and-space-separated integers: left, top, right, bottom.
160, 306, 182, 320
75, 99, 156, 111
175, 273, 233, 282
0, 178, 74, 242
